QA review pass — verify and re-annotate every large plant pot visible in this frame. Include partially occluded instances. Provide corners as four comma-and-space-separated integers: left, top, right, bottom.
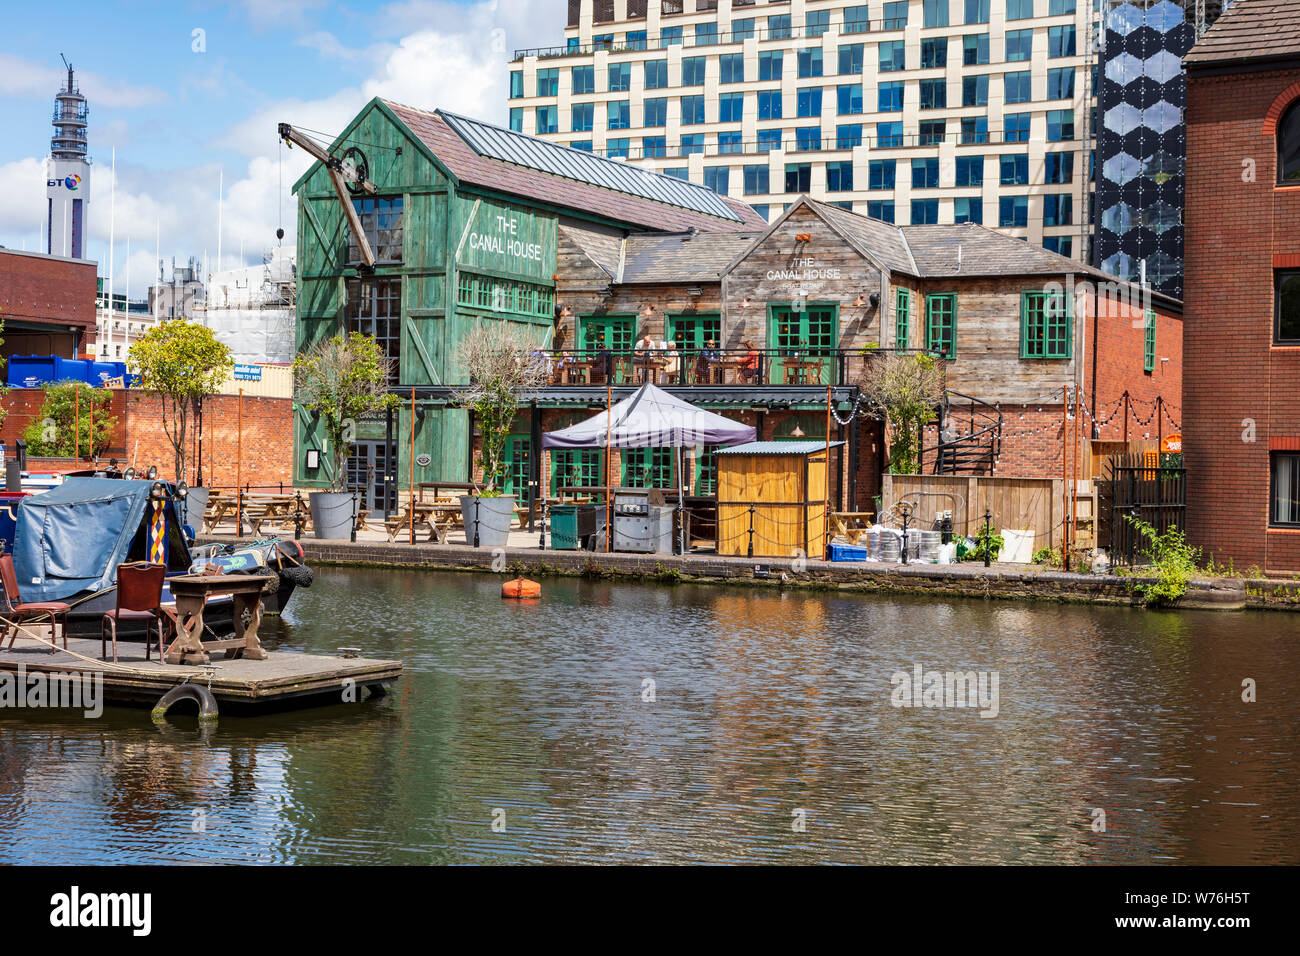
310, 490, 356, 540
180, 486, 210, 531
459, 494, 516, 548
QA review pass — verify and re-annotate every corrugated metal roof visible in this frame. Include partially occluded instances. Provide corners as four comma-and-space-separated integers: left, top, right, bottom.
383, 101, 765, 233
716, 441, 847, 456
1185, 0, 1300, 68
438, 109, 743, 223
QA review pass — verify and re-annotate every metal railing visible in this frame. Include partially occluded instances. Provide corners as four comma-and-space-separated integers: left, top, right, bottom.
538, 346, 941, 389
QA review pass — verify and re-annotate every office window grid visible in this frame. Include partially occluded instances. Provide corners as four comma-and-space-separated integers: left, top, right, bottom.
517, 2, 1093, 259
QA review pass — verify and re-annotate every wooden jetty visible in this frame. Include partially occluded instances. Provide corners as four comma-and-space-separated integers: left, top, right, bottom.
0, 636, 402, 714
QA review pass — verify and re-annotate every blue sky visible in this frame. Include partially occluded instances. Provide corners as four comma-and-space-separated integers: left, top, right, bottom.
0, 0, 564, 290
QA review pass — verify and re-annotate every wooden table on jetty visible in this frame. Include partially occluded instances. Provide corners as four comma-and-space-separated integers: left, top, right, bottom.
164, 574, 270, 665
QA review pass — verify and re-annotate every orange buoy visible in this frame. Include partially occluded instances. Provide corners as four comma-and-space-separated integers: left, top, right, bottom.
501, 576, 541, 600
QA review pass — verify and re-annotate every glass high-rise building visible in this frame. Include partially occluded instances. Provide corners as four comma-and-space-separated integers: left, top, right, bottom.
1093, 0, 1226, 299
511, 0, 1097, 261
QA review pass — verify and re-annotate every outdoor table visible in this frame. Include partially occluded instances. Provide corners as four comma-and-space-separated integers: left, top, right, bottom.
831, 511, 875, 545
781, 357, 824, 385
417, 482, 482, 503
631, 356, 665, 384
202, 498, 235, 533
387, 502, 459, 542
163, 574, 269, 665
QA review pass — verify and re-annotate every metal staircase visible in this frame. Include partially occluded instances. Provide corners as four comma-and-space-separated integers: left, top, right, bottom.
932, 391, 1003, 475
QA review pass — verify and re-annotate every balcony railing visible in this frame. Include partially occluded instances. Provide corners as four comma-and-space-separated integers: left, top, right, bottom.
535, 346, 941, 389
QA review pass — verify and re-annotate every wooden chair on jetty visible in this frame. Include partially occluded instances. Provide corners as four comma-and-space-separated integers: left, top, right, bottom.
0, 554, 72, 655
101, 562, 167, 663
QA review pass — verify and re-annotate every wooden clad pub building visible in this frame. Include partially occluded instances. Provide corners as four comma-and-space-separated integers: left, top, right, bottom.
292, 101, 1182, 518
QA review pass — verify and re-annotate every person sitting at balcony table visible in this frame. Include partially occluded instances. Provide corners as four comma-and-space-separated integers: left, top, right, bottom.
740, 340, 760, 382
695, 339, 719, 383
660, 341, 680, 385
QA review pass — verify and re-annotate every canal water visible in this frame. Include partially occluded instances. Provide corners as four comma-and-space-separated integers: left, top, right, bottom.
2, 567, 1298, 865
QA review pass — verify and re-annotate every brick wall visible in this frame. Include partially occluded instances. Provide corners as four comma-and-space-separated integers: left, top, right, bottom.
1185, 64, 1300, 574
0, 250, 98, 358
0, 388, 292, 490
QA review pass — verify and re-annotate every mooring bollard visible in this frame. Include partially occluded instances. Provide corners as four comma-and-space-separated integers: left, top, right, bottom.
900, 502, 912, 565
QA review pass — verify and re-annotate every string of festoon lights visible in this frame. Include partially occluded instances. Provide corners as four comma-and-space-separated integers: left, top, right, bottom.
827, 390, 1180, 435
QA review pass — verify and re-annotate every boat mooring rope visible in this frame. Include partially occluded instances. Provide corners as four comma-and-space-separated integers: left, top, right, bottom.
0, 613, 210, 679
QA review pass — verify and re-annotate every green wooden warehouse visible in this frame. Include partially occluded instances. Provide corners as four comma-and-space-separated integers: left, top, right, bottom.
288, 99, 763, 512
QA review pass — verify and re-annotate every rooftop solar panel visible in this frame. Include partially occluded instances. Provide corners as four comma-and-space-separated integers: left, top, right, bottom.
439, 110, 743, 223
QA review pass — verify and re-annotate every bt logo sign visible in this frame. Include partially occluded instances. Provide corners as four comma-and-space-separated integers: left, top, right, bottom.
46, 174, 81, 190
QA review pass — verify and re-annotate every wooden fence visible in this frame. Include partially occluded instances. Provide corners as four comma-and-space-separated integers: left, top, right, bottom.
880, 474, 1067, 551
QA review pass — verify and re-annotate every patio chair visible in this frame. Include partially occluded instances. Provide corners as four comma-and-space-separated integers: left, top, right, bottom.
0, 553, 72, 655
101, 562, 167, 663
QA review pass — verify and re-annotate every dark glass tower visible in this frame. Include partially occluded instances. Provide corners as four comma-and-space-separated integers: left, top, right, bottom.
1094, 1, 1198, 299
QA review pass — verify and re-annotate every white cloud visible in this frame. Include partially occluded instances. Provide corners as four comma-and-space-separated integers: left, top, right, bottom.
2, 0, 567, 287
0, 54, 168, 109
0, 158, 50, 244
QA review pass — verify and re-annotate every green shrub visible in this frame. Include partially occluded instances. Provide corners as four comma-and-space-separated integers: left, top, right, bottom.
962, 532, 1004, 563
1124, 515, 1201, 607
1032, 546, 1061, 567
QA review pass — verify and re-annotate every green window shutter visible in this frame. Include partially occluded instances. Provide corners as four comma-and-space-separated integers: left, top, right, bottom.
1144, 310, 1156, 372
1020, 290, 1072, 359
894, 288, 910, 347
925, 293, 956, 358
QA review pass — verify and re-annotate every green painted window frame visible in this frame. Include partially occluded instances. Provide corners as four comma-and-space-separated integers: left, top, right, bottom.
772, 413, 828, 440
455, 272, 554, 319
1020, 290, 1072, 359
895, 288, 911, 348
1143, 310, 1156, 372
666, 313, 722, 350
767, 302, 839, 385
621, 447, 676, 488
695, 445, 718, 496
580, 314, 636, 350
503, 436, 531, 497
551, 449, 605, 491
925, 293, 957, 358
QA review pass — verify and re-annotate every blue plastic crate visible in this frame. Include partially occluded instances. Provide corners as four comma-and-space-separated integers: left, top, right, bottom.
829, 542, 868, 562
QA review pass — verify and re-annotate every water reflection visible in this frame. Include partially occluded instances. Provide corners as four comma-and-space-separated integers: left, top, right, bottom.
1, 568, 1297, 864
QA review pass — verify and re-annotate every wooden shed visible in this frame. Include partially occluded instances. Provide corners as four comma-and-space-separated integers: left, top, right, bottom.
715, 441, 845, 558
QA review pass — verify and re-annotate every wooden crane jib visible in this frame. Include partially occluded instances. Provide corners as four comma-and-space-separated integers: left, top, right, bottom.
278, 121, 378, 269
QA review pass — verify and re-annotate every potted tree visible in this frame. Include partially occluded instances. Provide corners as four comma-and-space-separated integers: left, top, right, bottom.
293, 332, 398, 539
453, 325, 550, 547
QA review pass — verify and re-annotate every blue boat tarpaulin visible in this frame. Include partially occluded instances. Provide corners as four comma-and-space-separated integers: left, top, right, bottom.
13, 478, 179, 603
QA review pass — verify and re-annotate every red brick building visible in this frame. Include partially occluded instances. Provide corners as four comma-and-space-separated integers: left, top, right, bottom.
0, 248, 98, 360
1184, 0, 1300, 574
